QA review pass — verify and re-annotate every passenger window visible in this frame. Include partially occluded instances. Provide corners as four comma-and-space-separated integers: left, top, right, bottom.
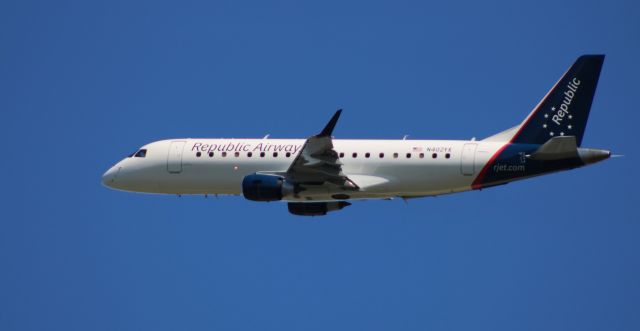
406, 153, 411, 159
195, 151, 201, 157
365, 152, 370, 158
222, 152, 227, 157
352, 153, 357, 158
286, 152, 291, 158
445, 153, 451, 159
273, 152, 278, 157
234, 152, 239, 157
393, 153, 398, 159
432, 153, 437, 159
260, 152, 265, 157
209, 152, 214, 157
247, 152, 252, 157
135, 149, 147, 158
339, 152, 344, 158
379, 153, 384, 158
419, 153, 424, 159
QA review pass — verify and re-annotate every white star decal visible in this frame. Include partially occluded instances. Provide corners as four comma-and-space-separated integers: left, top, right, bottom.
568, 125, 572, 129
551, 107, 556, 111
568, 115, 573, 119
560, 132, 565, 136
543, 124, 547, 128
549, 132, 554, 136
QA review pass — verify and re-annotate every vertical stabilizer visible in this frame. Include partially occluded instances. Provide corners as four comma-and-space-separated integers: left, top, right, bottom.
503, 55, 604, 146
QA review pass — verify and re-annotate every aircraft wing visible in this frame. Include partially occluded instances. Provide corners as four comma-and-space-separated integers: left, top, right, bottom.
285, 110, 359, 189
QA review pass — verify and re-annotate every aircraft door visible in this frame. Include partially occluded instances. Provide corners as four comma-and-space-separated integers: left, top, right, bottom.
167, 141, 186, 173
460, 143, 477, 176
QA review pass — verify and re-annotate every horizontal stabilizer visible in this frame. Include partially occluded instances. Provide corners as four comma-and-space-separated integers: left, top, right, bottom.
528, 136, 578, 160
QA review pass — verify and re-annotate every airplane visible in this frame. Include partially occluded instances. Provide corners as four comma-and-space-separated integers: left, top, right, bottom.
102, 55, 611, 216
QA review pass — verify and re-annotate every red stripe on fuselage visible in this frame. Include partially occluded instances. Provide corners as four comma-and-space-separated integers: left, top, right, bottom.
471, 143, 509, 190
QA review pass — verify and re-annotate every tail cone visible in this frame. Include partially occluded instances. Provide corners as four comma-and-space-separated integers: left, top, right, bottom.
578, 148, 611, 165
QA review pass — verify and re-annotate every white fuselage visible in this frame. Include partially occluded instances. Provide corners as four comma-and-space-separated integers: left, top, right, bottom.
103, 138, 505, 201
101, 55, 612, 211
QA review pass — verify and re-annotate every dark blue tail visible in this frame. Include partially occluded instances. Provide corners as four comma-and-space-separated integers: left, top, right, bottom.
511, 55, 604, 146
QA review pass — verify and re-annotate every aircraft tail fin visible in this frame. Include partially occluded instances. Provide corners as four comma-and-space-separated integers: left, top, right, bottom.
491, 55, 605, 146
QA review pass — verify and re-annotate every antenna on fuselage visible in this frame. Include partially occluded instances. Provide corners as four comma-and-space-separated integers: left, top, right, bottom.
263, 134, 270, 139
403, 135, 409, 140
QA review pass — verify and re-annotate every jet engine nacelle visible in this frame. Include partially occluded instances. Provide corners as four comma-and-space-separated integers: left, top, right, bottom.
242, 173, 294, 202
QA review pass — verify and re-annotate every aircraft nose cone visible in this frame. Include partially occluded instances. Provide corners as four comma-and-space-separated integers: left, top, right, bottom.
101, 166, 120, 188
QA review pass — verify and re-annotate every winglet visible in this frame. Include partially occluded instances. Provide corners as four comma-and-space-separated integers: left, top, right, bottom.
318, 109, 342, 137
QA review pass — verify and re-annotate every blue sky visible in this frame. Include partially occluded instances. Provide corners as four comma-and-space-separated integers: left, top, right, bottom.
1, 0, 639, 330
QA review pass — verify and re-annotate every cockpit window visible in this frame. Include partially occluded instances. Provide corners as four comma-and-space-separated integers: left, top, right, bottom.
134, 149, 147, 158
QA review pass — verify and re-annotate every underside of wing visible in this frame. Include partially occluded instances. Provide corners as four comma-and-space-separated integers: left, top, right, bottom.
286, 110, 359, 190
